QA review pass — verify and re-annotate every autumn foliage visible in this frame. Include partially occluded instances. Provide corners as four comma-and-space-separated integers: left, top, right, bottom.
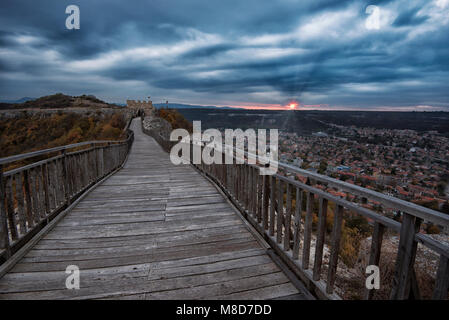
0, 112, 128, 170
156, 108, 193, 133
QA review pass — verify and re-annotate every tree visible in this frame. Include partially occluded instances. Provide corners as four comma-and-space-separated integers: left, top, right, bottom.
437, 182, 447, 196
318, 160, 328, 174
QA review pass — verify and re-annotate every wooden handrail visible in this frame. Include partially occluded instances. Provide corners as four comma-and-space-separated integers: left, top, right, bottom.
0, 135, 132, 166
0, 129, 134, 263
142, 119, 449, 300
180, 138, 449, 227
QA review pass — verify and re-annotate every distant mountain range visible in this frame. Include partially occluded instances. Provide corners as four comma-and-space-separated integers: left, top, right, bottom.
112, 102, 232, 110
153, 103, 232, 110
1, 95, 236, 112
1, 96, 233, 110
0, 97, 35, 104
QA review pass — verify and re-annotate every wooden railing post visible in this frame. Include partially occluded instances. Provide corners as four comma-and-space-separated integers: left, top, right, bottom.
364, 222, 385, 299
433, 255, 449, 299
313, 197, 328, 281
221, 151, 226, 189
41, 163, 50, 218
257, 173, 263, 223
15, 173, 26, 235
302, 192, 314, 270
284, 183, 292, 251
276, 179, 284, 244
106, 142, 111, 174
292, 186, 303, 259
326, 204, 344, 294
269, 175, 276, 236
262, 167, 270, 231
0, 164, 11, 258
248, 167, 253, 215
5, 177, 18, 241
95, 146, 100, 180
22, 170, 33, 227
99, 146, 105, 178
61, 150, 70, 205
390, 213, 422, 299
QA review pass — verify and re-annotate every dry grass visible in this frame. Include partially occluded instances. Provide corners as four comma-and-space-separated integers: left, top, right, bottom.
332, 235, 442, 299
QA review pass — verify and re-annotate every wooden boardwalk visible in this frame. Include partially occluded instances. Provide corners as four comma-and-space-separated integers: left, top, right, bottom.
0, 119, 306, 300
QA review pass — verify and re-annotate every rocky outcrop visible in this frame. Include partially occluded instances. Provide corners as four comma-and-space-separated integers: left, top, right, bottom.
142, 116, 172, 140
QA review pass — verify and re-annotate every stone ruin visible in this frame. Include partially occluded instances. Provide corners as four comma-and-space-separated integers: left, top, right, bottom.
126, 96, 155, 117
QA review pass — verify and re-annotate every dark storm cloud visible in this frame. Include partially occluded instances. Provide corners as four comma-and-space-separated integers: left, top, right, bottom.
181, 44, 238, 59
0, 0, 448, 109
393, 7, 429, 26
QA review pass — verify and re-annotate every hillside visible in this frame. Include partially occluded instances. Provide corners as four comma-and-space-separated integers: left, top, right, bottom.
0, 109, 131, 171
0, 93, 123, 110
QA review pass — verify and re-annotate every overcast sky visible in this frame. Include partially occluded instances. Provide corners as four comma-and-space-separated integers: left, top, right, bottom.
0, 0, 448, 110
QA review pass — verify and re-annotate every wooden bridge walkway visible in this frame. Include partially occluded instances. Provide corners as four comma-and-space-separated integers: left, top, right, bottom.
0, 119, 306, 300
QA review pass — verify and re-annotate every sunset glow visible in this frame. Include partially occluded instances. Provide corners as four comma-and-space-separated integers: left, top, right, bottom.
227, 101, 304, 110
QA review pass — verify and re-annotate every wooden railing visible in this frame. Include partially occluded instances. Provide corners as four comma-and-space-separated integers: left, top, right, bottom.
0, 131, 134, 263
141, 119, 449, 300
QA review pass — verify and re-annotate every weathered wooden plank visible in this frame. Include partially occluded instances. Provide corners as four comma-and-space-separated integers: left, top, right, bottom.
21, 237, 257, 264
364, 222, 385, 299
313, 197, 328, 281
25, 233, 255, 260
36, 165, 46, 220
269, 175, 276, 236
247, 166, 252, 215
33, 225, 251, 249
292, 187, 302, 260
49, 161, 58, 209
50, 214, 241, 235
0, 165, 11, 255
276, 179, 283, 244
11, 239, 260, 273
56, 160, 65, 207
245, 165, 250, 210
433, 255, 449, 300
22, 170, 34, 228
85, 150, 91, 186
0, 254, 272, 292
61, 151, 70, 205
284, 182, 292, 251
66, 154, 74, 197
5, 176, 18, 241
390, 213, 422, 299
252, 166, 257, 218
29, 168, 40, 225
262, 173, 269, 231
14, 173, 27, 235
1, 264, 284, 300
257, 171, 262, 223
302, 192, 314, 270
326, 204, 344, 294
212, 282, 298, 300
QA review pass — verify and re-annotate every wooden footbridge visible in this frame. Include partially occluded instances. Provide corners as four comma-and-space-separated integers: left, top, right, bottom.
0, 118, 309, 299
0, 117, 448, 300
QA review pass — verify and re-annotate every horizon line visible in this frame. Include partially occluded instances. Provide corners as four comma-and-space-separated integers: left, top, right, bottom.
2, 95, 448, 112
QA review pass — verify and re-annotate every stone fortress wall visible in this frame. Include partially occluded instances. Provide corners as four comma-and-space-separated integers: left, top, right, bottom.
126, 96, 155, 116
